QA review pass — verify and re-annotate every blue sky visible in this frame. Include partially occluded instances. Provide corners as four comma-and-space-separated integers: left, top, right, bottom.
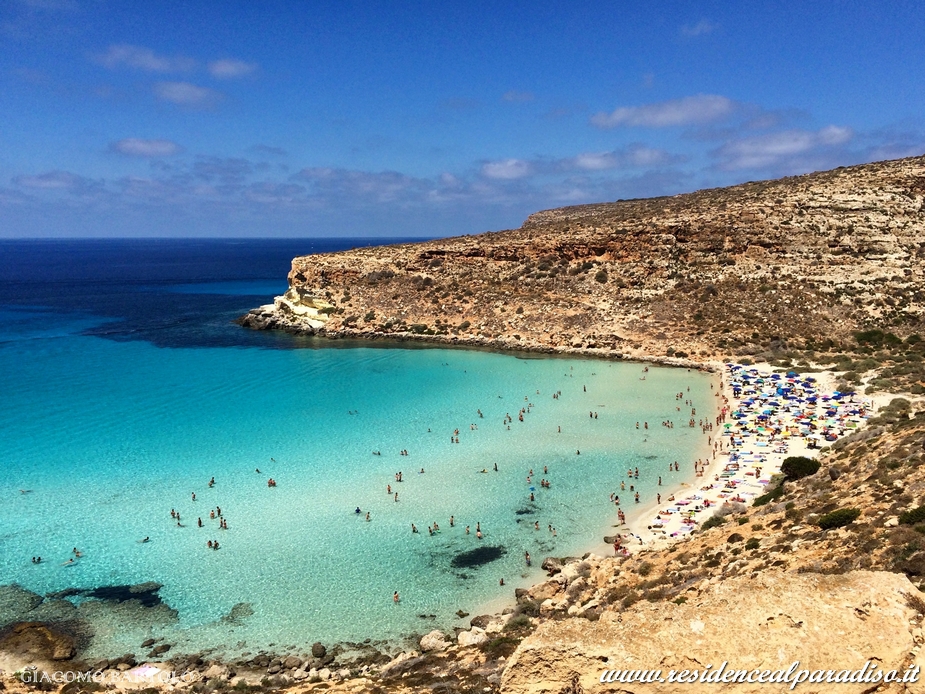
1, 1, 923, 238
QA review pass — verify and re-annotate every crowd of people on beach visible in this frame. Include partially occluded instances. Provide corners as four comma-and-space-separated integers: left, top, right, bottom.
629, 363, 871, 545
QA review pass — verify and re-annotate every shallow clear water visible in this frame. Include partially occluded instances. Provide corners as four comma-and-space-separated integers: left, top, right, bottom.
0, 239, 713, 657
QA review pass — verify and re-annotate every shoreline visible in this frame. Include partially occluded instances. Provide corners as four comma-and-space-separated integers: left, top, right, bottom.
0, 330, 873, 686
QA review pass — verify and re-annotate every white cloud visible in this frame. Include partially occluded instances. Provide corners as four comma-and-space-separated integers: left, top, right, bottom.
12, 170, 95, 192
591, 94, 736, 128
111, 138, 182, 157
481, 159, 532, 180
153, 81, 222, 108
97, 44, 195, 73
208, 59, 258, 79
572, 146, 674, 170
502, 90, 534, 103
681, 20, 716, 37
715, 126, 854, 170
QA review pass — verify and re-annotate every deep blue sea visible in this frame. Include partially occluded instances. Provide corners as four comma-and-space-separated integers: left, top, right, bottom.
0, 239, 713, 658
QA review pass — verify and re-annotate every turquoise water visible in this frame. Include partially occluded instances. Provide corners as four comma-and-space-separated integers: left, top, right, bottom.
0, 240, 713, 658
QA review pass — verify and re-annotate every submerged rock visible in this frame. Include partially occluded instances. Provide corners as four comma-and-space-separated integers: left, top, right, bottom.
0, 584, 44, 626
221, 602, 255, 624
451, 545, 506, 569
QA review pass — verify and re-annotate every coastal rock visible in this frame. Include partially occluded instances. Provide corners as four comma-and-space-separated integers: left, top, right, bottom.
317, 667, 332, 681
283, 655, 302, 669
378, 651, 423, 678
457, 627, 488, 648
419, 629, 451, 652
527, 580, 561, 602
0, 621, 76, 661
502, 570, 916, 694
202, 664, 230, 681
311, 641, 327, 658
540, 557, 563, 575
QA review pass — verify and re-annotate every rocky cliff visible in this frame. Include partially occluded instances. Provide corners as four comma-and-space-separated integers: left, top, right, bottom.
240, 154, 925, 363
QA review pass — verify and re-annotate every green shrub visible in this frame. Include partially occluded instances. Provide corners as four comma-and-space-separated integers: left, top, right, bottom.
701, 515, 726, 531
781, 456, 820, 480
900, 506, 925, 525
458, 320, 471, 331
745, 537, 760, 551
594, 270, 608, 283
817, 508, 861, 530
753, 484, 785, 506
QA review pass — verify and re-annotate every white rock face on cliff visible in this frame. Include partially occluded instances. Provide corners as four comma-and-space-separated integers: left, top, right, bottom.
271, 286, 333, 327
502, 570, 920, 694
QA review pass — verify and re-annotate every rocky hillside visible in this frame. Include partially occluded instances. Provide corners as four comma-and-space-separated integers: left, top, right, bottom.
240, 154, 925, 366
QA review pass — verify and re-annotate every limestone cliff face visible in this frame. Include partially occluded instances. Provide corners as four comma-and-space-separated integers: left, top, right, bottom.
239, 155, 925, 360
501, 570, 920, 694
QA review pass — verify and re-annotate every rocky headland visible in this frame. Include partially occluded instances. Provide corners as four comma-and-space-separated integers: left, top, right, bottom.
6, 155, 925, 693
239, 154, 925, 368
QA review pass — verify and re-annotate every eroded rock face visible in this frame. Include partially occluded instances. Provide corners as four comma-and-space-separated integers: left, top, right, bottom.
501, 570, 917, 694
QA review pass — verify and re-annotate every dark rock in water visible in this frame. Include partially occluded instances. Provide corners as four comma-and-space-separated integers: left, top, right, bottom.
451, 545, 506, 569
455, 610, 469, 618
514, 508, 534, 515
311, 641, 326, 659
149, 643, 171, 656
0, 622, 77, 661
542, 556, 564, 575
469, 614, 492, 629
141, 638, 156, 648
47, 582, 164, 608
603, 536, 617, 544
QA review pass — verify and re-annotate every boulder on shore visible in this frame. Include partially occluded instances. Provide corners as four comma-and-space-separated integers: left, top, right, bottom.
419, 630, 451, 652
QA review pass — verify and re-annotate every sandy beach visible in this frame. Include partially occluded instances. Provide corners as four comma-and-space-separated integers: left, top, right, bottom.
619, 362, 872, 553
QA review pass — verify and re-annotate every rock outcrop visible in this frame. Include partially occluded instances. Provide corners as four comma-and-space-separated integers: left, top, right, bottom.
502, 570, 920, 694
0, 622, 76, 662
